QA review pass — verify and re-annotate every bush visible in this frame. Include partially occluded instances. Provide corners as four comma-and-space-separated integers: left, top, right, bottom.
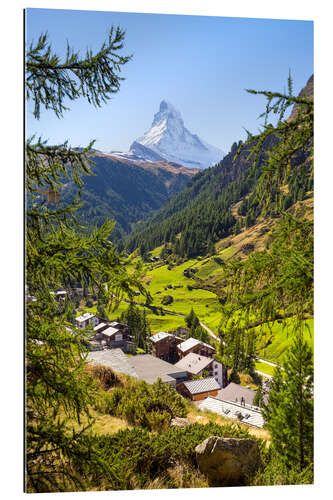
94, 422, 252, 490
251, 448, 313, 486
101, 378, 187, 431
88, 364, 122, 390
161, 295, 173, 306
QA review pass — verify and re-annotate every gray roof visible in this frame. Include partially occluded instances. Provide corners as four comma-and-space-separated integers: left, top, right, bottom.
93, 322, 108, 331
102, 326, 121, 337
215, 382, 256, 406
183, 377, 221, 395
178, 337, 215, 353
130, 354, 187, 384
87, 349, 138, 378
87, 351, 186, 385
174, 352, 213, 374
198, 397, 265, 428
150, 331, 171, 343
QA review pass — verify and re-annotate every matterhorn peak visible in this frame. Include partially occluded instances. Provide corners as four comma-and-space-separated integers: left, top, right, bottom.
151, 100, 183, 128
111, 100, 225, 169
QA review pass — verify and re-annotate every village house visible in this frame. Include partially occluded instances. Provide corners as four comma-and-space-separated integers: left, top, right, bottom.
150, 332, 183, 361
174, 352, 227, 388
177, 337, 216, 359
92, 321, 134, 353
177, 377, 221, 401
75, 312, 99, 329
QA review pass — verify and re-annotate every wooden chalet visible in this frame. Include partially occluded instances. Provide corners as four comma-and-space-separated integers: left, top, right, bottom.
177, 377, 221, 401
150, 332, 183, 362
177, 337, 216, 359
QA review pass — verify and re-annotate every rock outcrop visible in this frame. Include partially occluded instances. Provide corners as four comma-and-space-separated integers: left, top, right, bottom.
195, 436, 261, 486
170, 417, 190, 428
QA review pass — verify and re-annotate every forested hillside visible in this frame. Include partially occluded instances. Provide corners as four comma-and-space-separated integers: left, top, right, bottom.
122, 118, 312, 257
57, 152, 196, 240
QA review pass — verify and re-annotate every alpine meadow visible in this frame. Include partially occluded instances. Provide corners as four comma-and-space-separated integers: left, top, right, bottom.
25, 9, 314, 494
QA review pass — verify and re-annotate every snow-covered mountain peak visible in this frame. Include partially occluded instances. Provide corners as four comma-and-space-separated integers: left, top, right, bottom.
153, 100, 183, 123
111, 100, 225, 169
132, 101, 225, 169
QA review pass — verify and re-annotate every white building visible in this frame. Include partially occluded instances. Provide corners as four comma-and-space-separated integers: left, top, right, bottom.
75, 312, 99, 329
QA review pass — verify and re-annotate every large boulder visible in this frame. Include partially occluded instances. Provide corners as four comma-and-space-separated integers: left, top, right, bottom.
195, 436, 261, 486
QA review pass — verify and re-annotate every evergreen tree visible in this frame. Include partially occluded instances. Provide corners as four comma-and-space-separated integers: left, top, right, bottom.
185, 307, 196, 329
263, 330, 313, 472
25, 28, 146, 493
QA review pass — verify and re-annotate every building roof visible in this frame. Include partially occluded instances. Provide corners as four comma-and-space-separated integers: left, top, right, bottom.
182, 377, 221, 395
215, 382, 256, 406
87, 351, 186, 385
150, 331, 172, 343
198, 397, 265, 428
93, 322, 108, 331
102, 326, 121, 337
178, 337, 215, 353
130, 354, 187, 384
174, 352, 213, 374
110, 321, 127, 328
75, 312, 96, 323
87, 349, 138, 378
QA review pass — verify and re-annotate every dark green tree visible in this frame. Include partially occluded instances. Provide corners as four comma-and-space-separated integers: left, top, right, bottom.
263, 330, 313, 472
25, 28, 147, 493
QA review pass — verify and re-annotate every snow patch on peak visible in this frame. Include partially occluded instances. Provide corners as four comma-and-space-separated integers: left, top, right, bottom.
133, 100, 225, 169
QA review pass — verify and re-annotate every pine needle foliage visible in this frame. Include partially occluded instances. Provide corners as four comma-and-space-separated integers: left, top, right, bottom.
25, 27, 145, 493
262, 327, 314, 472
219, 76, 314, 474
26, 28, 132, 119
235, 74, 313, 211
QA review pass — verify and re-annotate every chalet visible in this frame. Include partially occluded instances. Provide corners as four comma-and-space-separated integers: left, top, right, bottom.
87, 350, 187, 387
177, 337, 216, 359
174, 352, 227, 388
75, 312, 99, 329
150, 332, 183, 361
177, 377, 221, 401
93, 322, 109, 334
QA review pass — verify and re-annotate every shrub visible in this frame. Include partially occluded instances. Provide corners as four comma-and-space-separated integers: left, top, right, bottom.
87, 364, 122, 390
161, 295, 173, 306
101, 378, 187, 431
93, 422, 252, 490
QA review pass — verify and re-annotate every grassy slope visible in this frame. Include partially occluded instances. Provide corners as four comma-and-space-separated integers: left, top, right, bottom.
255, 317, 314, 363
83, 199, 313, 374
138, 259, 222, 332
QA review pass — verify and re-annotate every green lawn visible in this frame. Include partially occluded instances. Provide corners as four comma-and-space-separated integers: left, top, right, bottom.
255, 361, 276, 377
135, 260, 222, 333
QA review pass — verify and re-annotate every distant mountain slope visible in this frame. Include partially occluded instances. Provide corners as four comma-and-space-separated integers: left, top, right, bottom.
112, 100, 225, 169
60, 152, 197, 239
123, 76, 314, 257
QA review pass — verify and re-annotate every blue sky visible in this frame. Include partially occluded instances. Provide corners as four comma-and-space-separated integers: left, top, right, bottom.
26, 8, 313, 154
